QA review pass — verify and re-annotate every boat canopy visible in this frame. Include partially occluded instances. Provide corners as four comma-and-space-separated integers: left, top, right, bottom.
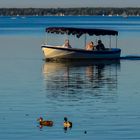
46, 27, 118, 38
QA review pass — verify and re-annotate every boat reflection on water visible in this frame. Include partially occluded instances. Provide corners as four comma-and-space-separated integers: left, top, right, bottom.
42, 60, 120, 99
42, 60, 120, 102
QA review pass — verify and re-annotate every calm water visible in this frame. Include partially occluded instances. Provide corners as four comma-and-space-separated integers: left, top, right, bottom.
0, 16, 140, 140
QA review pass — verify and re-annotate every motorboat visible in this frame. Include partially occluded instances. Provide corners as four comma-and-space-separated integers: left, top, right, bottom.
41, 27, 121, 61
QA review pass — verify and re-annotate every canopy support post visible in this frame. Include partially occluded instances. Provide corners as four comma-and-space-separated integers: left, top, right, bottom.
66, 33, 69, 40
109, 35, 111, 49
116, 35, 118, 48
84, 34, 87, 48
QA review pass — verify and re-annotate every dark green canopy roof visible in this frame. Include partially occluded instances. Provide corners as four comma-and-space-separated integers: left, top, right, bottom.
46, 27, 118, 38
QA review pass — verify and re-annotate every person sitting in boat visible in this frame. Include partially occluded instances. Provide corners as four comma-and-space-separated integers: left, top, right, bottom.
96, 40, 105, 50
86, 41, 95, 51
62, 39, 72, 48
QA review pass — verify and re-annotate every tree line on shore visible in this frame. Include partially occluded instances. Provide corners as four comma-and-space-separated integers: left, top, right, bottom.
0, 7, 140, 16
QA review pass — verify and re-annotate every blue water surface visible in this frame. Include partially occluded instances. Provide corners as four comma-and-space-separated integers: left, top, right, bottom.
0, 16, 140, 140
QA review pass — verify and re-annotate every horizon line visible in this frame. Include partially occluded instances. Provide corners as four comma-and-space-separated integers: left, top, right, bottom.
0, 6, 140, 9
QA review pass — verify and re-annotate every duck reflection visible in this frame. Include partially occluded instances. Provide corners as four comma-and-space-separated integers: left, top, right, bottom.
42, 60, 120, 100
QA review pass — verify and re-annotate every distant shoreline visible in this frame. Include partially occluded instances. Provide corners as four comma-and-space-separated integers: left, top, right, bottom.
0, 7, 140, 16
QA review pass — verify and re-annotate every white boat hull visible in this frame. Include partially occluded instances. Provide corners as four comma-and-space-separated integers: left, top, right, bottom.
41, 45, 121, 60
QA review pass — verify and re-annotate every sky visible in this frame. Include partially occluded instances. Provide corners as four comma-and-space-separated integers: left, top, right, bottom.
0, 0, 140, 8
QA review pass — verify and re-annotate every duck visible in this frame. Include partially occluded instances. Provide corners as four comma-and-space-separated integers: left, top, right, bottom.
37, 117, 53, 127
63, 117, 72, 128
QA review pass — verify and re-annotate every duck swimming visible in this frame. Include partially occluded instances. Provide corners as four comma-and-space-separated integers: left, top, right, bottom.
63, 117, 72, 128
38, 117, 53, 127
